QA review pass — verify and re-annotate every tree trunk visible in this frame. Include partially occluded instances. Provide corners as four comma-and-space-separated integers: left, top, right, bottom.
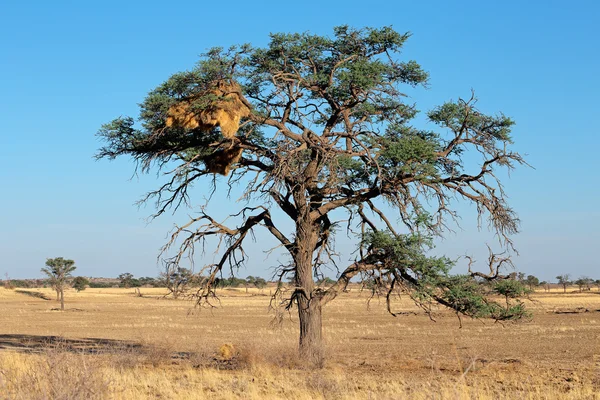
60, 288, 64, 310
294, 216, 324, 367
56, 289, 60, 301
297, 293, 323, 366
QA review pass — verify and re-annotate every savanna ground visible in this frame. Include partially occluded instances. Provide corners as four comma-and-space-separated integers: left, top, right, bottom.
0, 285, 598, 399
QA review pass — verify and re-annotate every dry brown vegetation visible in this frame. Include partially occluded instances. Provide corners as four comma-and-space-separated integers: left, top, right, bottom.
0, 286, 599, 399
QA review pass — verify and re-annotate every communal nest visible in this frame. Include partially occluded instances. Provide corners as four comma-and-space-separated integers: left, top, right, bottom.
165, 80, 251, 138
165, 80, 251, 176
204, 145, 244, 176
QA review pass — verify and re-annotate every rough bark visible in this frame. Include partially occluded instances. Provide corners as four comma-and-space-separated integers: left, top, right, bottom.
293, 213, 324, 366
298, 293, 323, 366
60, 288, 64, 311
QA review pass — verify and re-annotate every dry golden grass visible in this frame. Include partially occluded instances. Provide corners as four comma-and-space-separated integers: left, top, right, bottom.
0, 286, 599, 399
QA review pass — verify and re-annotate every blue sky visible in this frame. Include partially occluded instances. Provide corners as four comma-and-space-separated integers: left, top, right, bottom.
0, 0, 598, 281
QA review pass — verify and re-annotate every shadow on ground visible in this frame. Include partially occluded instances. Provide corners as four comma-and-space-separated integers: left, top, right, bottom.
14, 290, 52, 301
0, 334, 142, 354
0, 334, 248, 369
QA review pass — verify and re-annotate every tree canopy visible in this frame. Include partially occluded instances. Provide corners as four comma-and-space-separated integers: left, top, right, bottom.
97, 26, 528, 366
41, 257, 76, 310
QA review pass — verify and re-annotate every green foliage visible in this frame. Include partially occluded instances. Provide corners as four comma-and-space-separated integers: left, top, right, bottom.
88, 281, 114, 289
317, 277, 336, 286
493, 279, 531, 299
556, 274, 571, 292
118, 273, 142, 288
72, 276, 90, 292
246, 276, 268, 289
378, 128, 441, 180
428, 101, 514, 143
217, 276, 247, 288
41, 257, 76, 290
139, 277, 162, 287
96, 25, 529, 342
363, 229, 530, 322
4, 279, 38, 289
525, 275, 540, 289
253, 277, 267, 289
574, 276, 592, 291
163, 267, 198, 298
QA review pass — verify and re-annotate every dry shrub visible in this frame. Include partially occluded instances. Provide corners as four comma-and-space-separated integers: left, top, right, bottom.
218, 343, 235, 360
165, 80, 251, 138
1, 350, 110, 400
305, 372, 344, 399
233, 341, 303, 371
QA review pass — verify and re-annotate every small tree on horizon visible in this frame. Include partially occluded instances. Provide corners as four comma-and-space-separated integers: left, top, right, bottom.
162, 263, 195, 299
118, 272, 135, 288
97, 26, 529, 366
556, 275, 571, 293
574, 276, 592, 292
72, 276, 89, 292
525, 275, 540, 291
41, 257, 76, 310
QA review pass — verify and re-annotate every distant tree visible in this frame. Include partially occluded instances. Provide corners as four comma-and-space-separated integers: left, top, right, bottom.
72, 276, 89, 292
217, 276, 246, 288
574, 276, 592, 292
118, 273, 135, 288
41, 257, 76, 311
556, 275, 571, 293
539, 281, 550, 292
509, 271, 526, 281
162, 263, 194, 299
245, 276, 256, 293
253, 277, 267, 289
88, 281, 114, 289
3, 273, 15, 290
245, 276, 267, 291
139, 276, 160, 287
595, 279, 600, 292
525, 275, 540, 290
317, 277, 337, 286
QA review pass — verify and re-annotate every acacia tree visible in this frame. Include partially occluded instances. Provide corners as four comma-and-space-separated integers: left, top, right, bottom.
525, 275, 539, 291
574, 276, 592, 292
41, 257, 76, 310
556, 274, 571, 293
72, 276, 89, 292
97, 26, 527, 366
161, 263, 195, 299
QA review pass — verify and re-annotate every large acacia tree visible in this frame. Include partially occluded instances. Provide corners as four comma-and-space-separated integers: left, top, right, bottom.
97, 26, 527, 366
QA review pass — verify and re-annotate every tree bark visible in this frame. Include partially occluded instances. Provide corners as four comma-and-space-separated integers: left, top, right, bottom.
60, 288, 64, 311
297, 293, 323, 366
293, 215, 324, 367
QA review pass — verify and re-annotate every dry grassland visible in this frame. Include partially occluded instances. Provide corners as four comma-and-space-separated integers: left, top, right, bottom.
0, 286, 599, 399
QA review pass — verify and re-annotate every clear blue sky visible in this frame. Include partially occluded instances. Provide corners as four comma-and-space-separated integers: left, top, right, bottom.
0, 0, 598, 281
